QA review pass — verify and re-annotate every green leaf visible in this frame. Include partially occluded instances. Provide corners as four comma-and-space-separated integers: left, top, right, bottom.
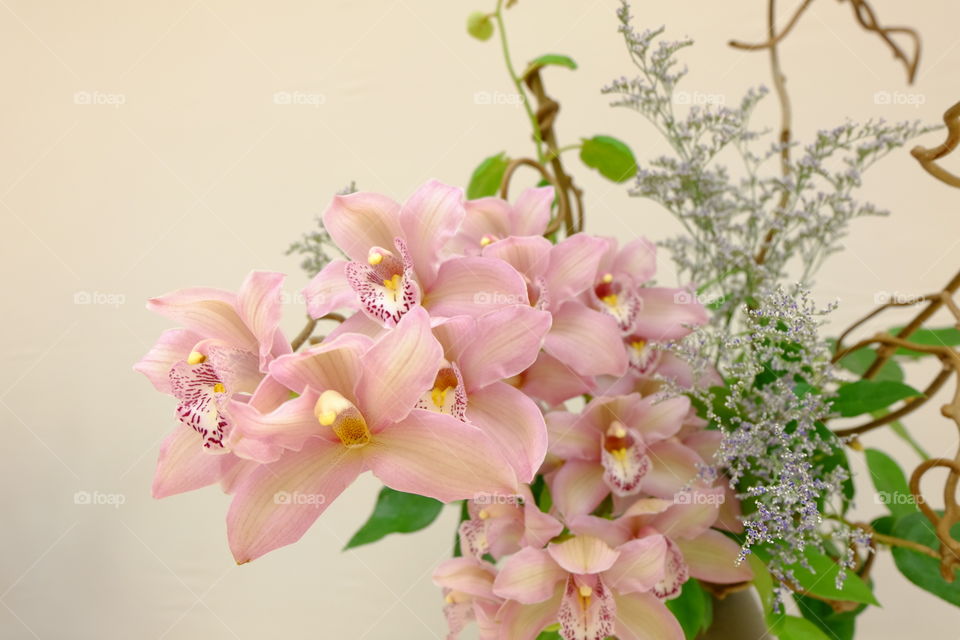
527, 53, 578, 71
830, 380, 922, 417
466, 11, 494, 41
888, 418, 931, 460
666, 578, 713, 640
535, 625, 561, 639
777, 615, 834, 640
467, 152, 509, 199
754, 547, 879, 606
864, 448, 918, 518
794, 593, 861, 640
892, 326, 960, 357
834, 345, 904, 382
579, 135, 638, 183
891, 511, 960, 605
345, 487, 443, 549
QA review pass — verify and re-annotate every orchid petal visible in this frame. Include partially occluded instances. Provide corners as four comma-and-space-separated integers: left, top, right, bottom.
614, 237, 657, 285
550, 460, 609, 518
147, 288, 256, 352
228, 389, 336, 451
642, 440, 704, 500
546, 411, 599, 461
466, 382, 547, 483
481, 235, 552, 281
237, 271, 289, 366
544, 302, 628, 377
425, 257, 528, 318
676, 530, 753, 583
650, 487, 722, 539
432, 557, 498, 601
602, 536, 667, 594
632, 396, 690, 442
357, 307, 442, 428
152, 426, 231, 498
493, 546, 566, 604
548, 535, 620, 575
522, 352, 592, 406
496, 591, 563, 640
400, 180, 465, 287
269, 332, 371, 403
633, 288, 708, 341
227, 439, 364, 563
134, 328, 199, 394
304, 260, 359, 319
458, 196, 512, 254
365, 409, 517, 502
543, 234, 608, 300
612, 591, 685, 640
566, 514, 632, 548
323, 191, 401, 262
510, 186, 553, 236
458, 306, 551, 390
521, 504, 565, 549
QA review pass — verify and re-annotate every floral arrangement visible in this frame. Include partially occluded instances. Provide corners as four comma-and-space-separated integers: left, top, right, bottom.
135, 2, 960, 639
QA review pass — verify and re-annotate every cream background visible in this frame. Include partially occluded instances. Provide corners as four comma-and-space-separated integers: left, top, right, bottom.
1, 1, 959, 638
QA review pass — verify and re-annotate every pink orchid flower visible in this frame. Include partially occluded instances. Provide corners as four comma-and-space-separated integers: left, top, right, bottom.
429, 305, 553, 481
304, 180, 528, 327
134, 271, 291, 497
433, 557, 503, 640
224, 307, 518, 563
546, 394, 704, 518
482, 234, 628, 379
493, 534, 682, 640
457, 486, 563, 560
590, 237, 708, 342
448, 186, 554, 255
575, 487, 753, 600
298, 304, 553, 482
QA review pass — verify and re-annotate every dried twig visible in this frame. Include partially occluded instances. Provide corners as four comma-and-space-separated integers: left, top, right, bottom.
911, 101, 960, 188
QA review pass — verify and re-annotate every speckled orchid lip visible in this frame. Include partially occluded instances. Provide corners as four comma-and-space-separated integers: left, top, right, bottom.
344, 238, 420, 327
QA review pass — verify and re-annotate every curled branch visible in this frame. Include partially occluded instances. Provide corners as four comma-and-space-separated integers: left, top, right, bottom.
912, 101, 960, 188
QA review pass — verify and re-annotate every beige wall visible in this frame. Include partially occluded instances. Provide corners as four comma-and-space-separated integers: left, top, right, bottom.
1, 1, 959, 638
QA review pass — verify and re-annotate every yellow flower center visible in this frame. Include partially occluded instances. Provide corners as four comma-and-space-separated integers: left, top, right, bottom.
602, 273, 614, 284
314, 390, 371, 448
212, 383, 226, 393
602, 293, 619, 307
187, 351, 206, 365
368, 250, 384, 266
